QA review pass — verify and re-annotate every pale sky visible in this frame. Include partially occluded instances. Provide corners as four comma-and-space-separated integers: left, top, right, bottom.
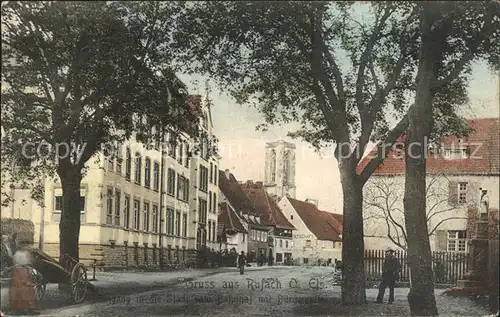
178, 61, 500, 214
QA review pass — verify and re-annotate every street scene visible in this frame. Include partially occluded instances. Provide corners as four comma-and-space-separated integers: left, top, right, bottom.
1, 1, 499, 317
1, 267, 492, 316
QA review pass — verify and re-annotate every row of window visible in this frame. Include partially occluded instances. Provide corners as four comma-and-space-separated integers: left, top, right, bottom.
165, 208, 188, 237
104, 187, 189, 237
249, 229, 268, 242
198, 199, 208, 224
276, 239, 292, 249
108, 148, 218, 205
166, 169, 190, 201
207, 221, 217, 242
303, 239, 339, 249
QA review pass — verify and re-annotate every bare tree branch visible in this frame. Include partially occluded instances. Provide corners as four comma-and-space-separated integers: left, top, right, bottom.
358, 110, 411, 184
428, 217, 467, 237
364, 174, 465, 250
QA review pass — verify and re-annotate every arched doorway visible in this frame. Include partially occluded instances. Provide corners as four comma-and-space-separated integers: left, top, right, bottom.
196, 228, 207, 250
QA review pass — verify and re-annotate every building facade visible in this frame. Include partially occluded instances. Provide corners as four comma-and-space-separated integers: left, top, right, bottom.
358, 117, 500, 252
264, 140, 296, 199
218, 169, 275, 263
278, 197, 343, 265
241, 181, 295, 264
1, 95, 220, 269
217, 202, 247, 254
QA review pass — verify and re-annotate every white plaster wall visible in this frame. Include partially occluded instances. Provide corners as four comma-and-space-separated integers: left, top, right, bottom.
278, 197, 342, 264
273, 236, 293, 262
1, 131, 219, 252
224, 232, 247, 254
363, 174, 499, 251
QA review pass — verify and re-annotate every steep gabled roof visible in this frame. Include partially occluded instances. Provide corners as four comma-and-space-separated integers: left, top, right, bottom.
287, 197, 342, 241
218, 170, 257, 215
357, 118, 500, 175
325, 212, 343, 227
241, 181, 295, 230
218, 202, 247, 234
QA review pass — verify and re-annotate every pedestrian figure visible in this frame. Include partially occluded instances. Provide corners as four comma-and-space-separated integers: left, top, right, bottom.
434, 260, 445, 284
376, 248, 401, 304
335, 259, 343, 271
238, 251, 246, 275
9, 249, 39, 315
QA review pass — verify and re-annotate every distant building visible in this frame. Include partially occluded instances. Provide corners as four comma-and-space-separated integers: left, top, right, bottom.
278, 197, 342, 265
217, 202, 248, 254
264, 140, 296, 199
217, 169, 252, 254
357, 117, 499, 252
241, 181, 295, 264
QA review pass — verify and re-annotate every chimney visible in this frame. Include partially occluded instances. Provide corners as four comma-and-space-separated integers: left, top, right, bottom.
224, 169, 230, 180
305, 198, 318, 207
256, 181, 263, 187
246, 180, 253, 187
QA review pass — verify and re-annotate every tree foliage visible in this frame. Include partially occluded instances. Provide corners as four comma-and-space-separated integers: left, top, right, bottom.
0, 1, 202, 262
169, 1, 497, 305
1, 1, 198, 203
172, 1, 476, 164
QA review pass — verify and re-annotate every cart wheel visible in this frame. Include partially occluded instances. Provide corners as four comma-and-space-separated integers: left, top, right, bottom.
70, 263, 88, 304
30, 268, 46, 301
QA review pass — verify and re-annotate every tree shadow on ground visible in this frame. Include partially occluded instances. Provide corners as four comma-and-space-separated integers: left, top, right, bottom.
292, 297, 409, 316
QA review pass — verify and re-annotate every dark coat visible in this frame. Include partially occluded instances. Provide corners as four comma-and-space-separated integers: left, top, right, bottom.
382, 256, 401, 279
238, 255, 246, 267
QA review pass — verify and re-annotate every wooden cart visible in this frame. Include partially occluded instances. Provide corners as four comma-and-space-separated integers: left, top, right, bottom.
28, 249, 89, 304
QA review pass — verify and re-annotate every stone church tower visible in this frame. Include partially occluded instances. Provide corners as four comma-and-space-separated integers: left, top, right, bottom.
264, 140, 296, 199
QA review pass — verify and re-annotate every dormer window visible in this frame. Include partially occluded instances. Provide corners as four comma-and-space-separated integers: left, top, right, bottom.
443, 147, 468, 160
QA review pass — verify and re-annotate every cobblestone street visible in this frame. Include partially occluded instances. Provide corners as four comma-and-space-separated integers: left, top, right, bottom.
25, 266, 491, 317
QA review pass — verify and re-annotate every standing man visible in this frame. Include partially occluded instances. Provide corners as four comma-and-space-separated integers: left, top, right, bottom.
376, 248, 401, 304
238, 251, 246, 275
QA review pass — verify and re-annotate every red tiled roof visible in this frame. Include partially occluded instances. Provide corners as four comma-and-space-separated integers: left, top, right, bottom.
218, 170, 257, 215
287, 198, 342, 241
241, 181, 296, 230
324, 211, 343, 229
218, 202, 247, 234
356, 118, 500, 175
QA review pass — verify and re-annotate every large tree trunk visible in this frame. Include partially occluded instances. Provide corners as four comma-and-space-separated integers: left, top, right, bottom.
340, 159, 366, 305
58, 165, 83, 268
403, 29, 439, 314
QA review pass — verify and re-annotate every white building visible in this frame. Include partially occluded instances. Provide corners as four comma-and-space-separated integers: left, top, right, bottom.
217, 202, 248, 254
278, 197, 343, 265
1, 94, 221, 269
358, 117, 500, 252
217, 169, 254, 255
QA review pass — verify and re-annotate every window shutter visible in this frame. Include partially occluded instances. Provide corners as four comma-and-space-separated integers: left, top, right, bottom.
436, 230, 447, 251
448, 181, 458, 206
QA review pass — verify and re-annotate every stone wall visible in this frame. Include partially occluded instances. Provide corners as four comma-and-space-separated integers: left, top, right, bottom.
467, 206, 478, 239
41, 242, 196, 271
487, 208, 499, 240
